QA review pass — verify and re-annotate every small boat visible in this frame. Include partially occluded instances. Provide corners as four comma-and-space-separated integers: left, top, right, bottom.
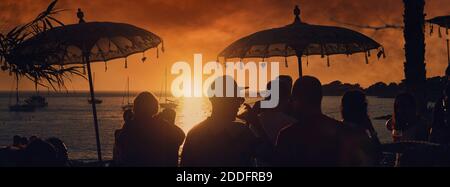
88, 98, 103, 104
8, 73, 36, 112
159, 67, 178, 109
25, 95, 48, 108
9, 104, 35, 112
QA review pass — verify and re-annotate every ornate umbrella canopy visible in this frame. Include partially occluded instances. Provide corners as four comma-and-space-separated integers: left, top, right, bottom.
427, 15, 450, 66
219, 5, 384, 77
428, 15, 450, 29
13, 19, 163, 68
11, 9, 163, 162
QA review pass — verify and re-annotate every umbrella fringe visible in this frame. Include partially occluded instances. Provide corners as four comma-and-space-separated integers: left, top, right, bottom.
327, 56, 330, 67
157, 48, 159, 58
430, 24, 434, 36
285, 57, 288, 68
142, 52, 147, 63
306, 56, 309, 67
365, 52, 369, 64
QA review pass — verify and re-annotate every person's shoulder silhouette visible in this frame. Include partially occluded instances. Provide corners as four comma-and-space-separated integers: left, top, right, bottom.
181, 76, 256, 167
115, 91, 185, 167
275, 76, 342, 167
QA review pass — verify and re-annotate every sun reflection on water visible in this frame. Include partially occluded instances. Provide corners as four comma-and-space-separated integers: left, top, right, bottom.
174, 97, 211, 134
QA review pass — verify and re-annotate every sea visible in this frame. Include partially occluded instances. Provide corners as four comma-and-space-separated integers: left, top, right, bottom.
0, 92, 395, 161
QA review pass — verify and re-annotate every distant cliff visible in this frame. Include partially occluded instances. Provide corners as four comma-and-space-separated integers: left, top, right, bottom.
322, 76, 444, 101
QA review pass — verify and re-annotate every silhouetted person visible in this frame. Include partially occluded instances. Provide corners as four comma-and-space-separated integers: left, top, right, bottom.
19, 137, 28, 148
24, 138, 58, 167
113, 109, 134, 163
275, 76, 342, 167
386, 93, 428, 142
158, 108, 177, 125
46, 137, 69, 167
256, 77, 296, 145
13, 135, 21, 147
251, 75, 293, 116
385, 93, 429, 167
430, 83, 450, 144
115, 92, 185, 167
11, 136, 27, 150
340, 90, 382, 166
181, 76, 270, 167
1, 136, 27, 166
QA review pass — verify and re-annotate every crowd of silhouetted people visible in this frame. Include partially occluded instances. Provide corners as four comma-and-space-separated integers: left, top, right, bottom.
0, 135, 69, 167
4, 74, 450, 167
111, 74, 450, 167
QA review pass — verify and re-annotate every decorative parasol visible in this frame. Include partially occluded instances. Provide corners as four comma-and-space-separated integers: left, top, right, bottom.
427, 15, 450, 67
219, 5, 384, 77
14, 9, 163, 161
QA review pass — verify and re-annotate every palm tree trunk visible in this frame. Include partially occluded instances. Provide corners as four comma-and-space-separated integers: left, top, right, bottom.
403, 0, 427, 115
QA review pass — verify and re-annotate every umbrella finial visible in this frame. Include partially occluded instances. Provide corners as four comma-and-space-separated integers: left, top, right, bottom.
293, 5, 301, 24
77, 8, 86, 24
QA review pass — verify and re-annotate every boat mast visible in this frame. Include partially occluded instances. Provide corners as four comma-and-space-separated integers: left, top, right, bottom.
165, 66, 168, 103
127, 76, 130, 104
34, 76, 38, 95
15, 73, 19, 105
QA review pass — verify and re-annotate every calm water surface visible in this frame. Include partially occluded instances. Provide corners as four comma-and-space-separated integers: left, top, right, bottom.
0, 93, 394, 160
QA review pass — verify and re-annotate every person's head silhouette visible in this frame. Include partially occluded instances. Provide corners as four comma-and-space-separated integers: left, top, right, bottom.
133, 92, 159, 120
13, 135, 21, 146
267, 76, 293, 100
159, 108, 176, 125
123, 109, 134, 122
46, 137, 69, 166
25, 139, 58, 167
207, 76, 245, 121
291, 76, 323, 115
341, 90, 368, 124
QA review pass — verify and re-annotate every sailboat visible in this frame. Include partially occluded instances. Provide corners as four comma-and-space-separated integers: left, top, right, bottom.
9, 73, 35, 112
24, 77, 48, 108
121, 76, 133, 111
159, 66, 178, 109
87, 72, 103, 104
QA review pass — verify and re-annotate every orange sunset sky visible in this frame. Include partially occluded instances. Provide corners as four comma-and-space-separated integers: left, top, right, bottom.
0, 0, 449, 92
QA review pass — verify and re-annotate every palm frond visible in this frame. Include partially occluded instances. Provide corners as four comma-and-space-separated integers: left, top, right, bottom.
0, 0, 74, 91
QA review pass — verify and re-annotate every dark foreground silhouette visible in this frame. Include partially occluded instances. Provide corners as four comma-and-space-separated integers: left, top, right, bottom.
4, 75, 450, 167
181, 76, 272, 167
114, 92, 185, 167
0, 136, 69, 167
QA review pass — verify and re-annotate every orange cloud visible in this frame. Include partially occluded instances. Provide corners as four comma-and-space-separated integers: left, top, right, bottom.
0, 0, 449, 92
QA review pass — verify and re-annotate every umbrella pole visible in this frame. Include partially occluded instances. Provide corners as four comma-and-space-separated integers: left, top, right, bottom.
447, 39, 449, 65
16, 73, 19, 105
297, 55, 303, 78
85, 55, 103, 162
